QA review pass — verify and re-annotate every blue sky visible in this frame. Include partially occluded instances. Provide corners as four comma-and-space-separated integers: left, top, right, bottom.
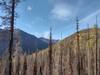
1, 0, 100, 39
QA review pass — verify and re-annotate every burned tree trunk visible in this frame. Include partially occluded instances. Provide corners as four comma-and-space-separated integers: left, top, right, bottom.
87, 24, 91, 75
69, 45, 73, 75
23, 55, 27, 75
59, 33, 63, 75
33, 38, 39, 75
59, 46, 63, 75
95, 16, 99, 75
8, 0, 15, 75
33, 51, 38, 75
40, 66, 42, 75
76, 17, 80, 75
15, 56, 20, 75
49, 27, 53, 75
98, 48, 100, 74
0, 0, 21, 75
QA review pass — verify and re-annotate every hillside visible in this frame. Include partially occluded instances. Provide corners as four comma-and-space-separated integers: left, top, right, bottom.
26, 28, 100, 75
0, 29, 58, 55
0, 28, 99, 75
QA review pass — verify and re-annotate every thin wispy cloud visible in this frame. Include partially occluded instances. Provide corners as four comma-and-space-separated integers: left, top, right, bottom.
50, 0, 81, 21
27, 6, 32, 11
15, 0, 100, 39
34, 32, 41, 37
34, 31, 50, 39
42, 31, 50, 39
80, 9, 100, 26
51, 3, 72, 20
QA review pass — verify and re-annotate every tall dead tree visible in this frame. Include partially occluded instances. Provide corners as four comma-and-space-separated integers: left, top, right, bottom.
59, 32, 63, 75
76, 17, 80, 75
49, 27, 53, 75
40, 66, 42, 75
23, 54, 27, 75
39, 63, 43, 75
40, 49, 44, 75
8, 0, 16, 75
33, 49, 38, 75
33, 38, 39, 75
40, 58, 44, 75
0, 0, 15, 75
0, 56, 2, 74
69, 43, 73, 75
14, 31, 22, 75
95, 16, 99, 75
0, 0, 21, 75
87, 24, 91, 75
15, 55, 20, 75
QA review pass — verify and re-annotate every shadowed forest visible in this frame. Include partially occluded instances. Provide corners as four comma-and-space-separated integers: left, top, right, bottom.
0, 0, 100, 75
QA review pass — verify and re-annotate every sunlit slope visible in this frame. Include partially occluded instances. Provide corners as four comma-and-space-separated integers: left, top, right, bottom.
30, 28, 100, 75
1, 28, 99, 75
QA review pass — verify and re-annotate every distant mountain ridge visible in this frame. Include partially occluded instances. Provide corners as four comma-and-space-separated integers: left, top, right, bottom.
39, 37, 59, 44
0, 29, 58, 55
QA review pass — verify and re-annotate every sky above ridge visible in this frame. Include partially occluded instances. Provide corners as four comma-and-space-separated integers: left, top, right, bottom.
0, 0, 100, 39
